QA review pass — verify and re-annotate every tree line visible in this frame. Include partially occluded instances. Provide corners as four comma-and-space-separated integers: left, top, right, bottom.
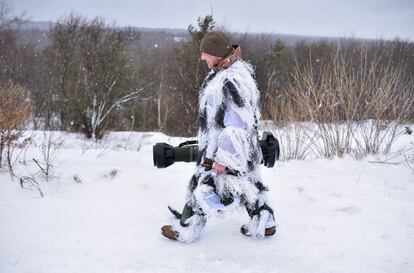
1, 4, 413, 140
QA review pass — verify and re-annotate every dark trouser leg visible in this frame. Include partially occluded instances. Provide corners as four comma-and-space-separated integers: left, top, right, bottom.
179, 203, 195, 227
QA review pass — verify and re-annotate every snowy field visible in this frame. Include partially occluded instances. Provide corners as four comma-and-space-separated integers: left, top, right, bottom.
1, 130, 413, 273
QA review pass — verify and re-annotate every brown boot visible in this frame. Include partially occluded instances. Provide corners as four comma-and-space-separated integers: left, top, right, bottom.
161, 225, 179, 241
240, 225, 276, 237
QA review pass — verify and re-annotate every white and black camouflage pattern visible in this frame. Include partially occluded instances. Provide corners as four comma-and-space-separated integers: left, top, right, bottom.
169, 60, 277, 243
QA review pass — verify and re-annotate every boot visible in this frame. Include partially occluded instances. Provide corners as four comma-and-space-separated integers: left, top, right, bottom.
161, 225, 179, 241
240, 225, 276, 237
162, 203, 195, 241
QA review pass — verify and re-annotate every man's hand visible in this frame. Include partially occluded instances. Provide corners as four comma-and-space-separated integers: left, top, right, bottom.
212, 162, 226, 175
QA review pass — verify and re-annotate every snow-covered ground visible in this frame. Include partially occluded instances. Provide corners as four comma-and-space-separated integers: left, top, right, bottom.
1, 131, 413, 273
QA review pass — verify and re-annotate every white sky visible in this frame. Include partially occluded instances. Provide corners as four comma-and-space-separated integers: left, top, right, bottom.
8, 0, 414, 40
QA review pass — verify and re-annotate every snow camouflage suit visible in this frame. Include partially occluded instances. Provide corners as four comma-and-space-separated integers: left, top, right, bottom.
169, 57, 277, 243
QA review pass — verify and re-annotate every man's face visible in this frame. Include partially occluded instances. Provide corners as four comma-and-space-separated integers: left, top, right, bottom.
200, 52, 223, 70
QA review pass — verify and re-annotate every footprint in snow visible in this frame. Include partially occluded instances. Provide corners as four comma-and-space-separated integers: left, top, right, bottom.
334, 206, 361, 215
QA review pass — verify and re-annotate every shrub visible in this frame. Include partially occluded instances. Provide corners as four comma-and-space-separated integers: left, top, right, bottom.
0, 81, 32, 175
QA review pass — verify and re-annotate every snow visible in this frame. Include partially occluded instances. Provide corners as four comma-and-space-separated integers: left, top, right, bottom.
0, 131, 413, 273
173, 37, 186, 42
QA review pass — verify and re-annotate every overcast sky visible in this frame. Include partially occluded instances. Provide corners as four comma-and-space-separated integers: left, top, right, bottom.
8, 0, 414, 40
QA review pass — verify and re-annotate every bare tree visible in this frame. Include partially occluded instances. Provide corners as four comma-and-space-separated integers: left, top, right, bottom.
44, 14, 151, 139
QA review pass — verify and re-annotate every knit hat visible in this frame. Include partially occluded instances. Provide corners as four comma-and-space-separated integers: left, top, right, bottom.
200, 31, 233, 58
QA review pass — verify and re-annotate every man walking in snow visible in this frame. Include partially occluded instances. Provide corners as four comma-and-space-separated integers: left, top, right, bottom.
161, 31, 277, 242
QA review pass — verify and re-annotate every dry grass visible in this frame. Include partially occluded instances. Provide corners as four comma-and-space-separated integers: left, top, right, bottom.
269, 45, 414, 159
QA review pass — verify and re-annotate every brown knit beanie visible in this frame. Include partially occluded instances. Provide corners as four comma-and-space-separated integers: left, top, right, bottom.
200, 31, 233, 58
